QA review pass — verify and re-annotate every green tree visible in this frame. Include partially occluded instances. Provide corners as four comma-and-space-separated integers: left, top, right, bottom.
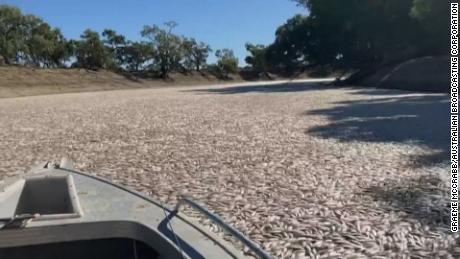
141, 21, 183, 78
182, 37, 211, 72
0, 5, 25, 64
102, 29, 126, 68
245, 43, 269, 73
123, 41, 154, 72
23, 16, 71, 67
410, 0, 449, 53
0, 5, 71, 67
265, 15, 327, 73
73, 29, 108, 70
289, 0, 447, 74
215, 48, 238, 78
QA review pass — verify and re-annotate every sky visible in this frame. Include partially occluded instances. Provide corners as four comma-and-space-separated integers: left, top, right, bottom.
1, 0, 305, 64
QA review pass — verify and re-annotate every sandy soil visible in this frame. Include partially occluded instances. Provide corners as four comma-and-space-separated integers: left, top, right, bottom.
0, 80, 456, 258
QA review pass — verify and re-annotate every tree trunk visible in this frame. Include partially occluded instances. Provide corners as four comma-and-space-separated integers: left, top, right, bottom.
1, 55, 11, 65
161, 65, 168, 79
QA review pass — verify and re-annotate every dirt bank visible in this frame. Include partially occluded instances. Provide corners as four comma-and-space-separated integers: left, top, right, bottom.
0, 67, 242, 98
359, 56, 449, 93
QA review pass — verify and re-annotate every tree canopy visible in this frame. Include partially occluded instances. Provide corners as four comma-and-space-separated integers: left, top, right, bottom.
123, 41, 154, 72
0, 5, 72, 67
73, 29, 108, 70
215, 49, 239, 78
245, 0, 450, 76
183, 37, 211, 72
4, 1, 448, 80
245, 43, 269, 73
141, 21, 184, 78
0, 5, 221, 77
102, 29, 127, 68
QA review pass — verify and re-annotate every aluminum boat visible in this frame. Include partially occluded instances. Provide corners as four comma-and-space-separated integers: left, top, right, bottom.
0, 159, 272, 259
